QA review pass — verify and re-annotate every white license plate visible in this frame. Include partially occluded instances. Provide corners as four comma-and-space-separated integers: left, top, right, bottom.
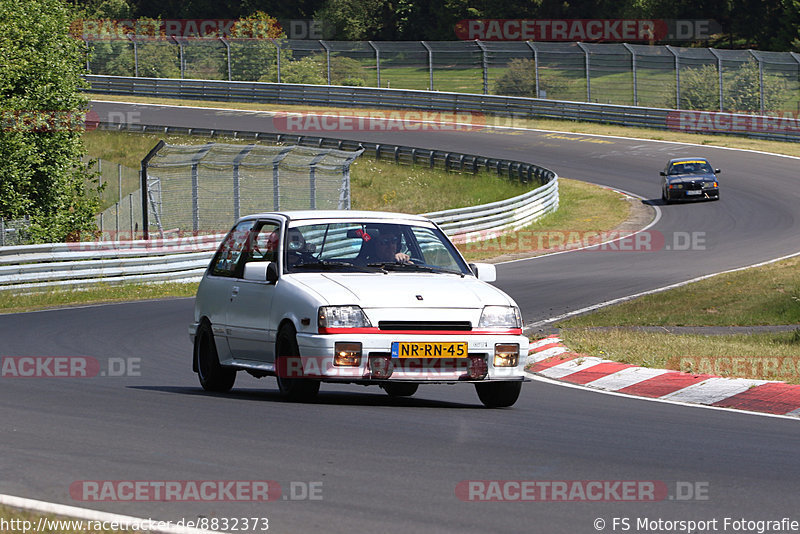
686, 190, 702, 195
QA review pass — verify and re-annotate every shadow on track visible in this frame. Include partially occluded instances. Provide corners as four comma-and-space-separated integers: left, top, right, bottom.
129, 385, 484, 409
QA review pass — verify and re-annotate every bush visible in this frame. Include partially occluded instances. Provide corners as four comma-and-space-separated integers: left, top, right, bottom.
492, 59, 572, 99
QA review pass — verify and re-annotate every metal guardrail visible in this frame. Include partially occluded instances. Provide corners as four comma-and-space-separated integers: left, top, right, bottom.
0, 180, 557, 290
0, 119, 558, 291
86, 75, 800, 143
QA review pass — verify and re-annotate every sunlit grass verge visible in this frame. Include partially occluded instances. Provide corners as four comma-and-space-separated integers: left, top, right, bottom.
0, 505, 132, 534
0, 282, 198, 315
558, 328, 800, 383
554, 255, 800, 382
349, 158, 531, 213
557, 255, 800, 327
458, 178, 631, 262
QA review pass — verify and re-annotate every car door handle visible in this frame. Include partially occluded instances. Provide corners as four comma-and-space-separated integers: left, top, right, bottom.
231, 286, 239, 300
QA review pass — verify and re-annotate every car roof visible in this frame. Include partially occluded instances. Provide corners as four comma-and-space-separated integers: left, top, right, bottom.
236, 210, 431, 224
667, 157, 710, 164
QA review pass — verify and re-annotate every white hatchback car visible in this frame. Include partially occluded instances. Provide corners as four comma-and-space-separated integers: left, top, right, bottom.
191, 211, 529, 407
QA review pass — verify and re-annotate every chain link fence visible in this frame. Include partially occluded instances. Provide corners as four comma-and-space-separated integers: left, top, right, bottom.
83, 38, 800, 113
143, 142, 363, 236
0, 218, 31, 247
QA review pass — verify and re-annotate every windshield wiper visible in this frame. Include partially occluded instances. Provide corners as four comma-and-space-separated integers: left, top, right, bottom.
367, 262, 464, 276
292, 260, 372, 272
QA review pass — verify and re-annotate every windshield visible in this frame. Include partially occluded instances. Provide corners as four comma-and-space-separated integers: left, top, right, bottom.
283, 221, 471, 275
669, 160, 713, 175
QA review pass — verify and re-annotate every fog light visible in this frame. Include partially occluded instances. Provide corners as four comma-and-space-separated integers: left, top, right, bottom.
467, 355, 488, 380
494, 344, 519, 367
334, 342, 362, 366
369, 355, 393, 379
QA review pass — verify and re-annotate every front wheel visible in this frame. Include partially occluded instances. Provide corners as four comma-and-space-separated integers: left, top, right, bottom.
195, 322, 236, 392
475, 381, 522, 408
381, 383, 419, 397
275, 325, 320, 402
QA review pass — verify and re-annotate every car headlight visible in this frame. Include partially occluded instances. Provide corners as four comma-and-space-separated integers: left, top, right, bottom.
318, 305, 372, 330
478, 305, 522, 329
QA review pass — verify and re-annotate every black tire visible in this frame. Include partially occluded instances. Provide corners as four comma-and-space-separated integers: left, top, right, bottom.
195, 322, 236, 392
275, 325, 320, 402
382, 383, 419, 397
475, 381, 522, 408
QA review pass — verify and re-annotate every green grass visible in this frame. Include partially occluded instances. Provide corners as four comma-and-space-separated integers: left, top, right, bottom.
555, 254, 800, 382
458, 177, 631, 262
557, 255, 800, 327
558, 328, 800, 383
0, 282, 198, 315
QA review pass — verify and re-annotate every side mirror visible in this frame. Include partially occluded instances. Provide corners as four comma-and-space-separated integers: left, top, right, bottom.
715, 168, 721, 174
267, 261, 279, 283
243, 261, 279, 283
469, 262, 497, 283
659, 171, 666, 176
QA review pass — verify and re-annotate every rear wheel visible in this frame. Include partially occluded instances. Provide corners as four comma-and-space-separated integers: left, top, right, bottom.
381, 383, 419, 397
475, 381, 522, 408
195, 322, 236, 392
275, 324, 320, 402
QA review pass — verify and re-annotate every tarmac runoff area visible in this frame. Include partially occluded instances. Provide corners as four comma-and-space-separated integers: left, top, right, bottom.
526, 335, 800, 418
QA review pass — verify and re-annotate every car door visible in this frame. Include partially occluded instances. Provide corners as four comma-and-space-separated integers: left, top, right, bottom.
202, 219, 258, 364
225, 219, 281, 363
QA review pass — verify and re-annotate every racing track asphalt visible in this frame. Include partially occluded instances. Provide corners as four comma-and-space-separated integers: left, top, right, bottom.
0, 101, 799, 533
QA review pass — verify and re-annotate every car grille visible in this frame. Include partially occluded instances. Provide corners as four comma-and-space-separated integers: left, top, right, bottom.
378, 320, 472, 331
684, 182, 703, 190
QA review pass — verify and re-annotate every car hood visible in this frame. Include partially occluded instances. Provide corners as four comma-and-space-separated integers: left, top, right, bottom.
292, 272, 515, 309
667, 173, 716, 183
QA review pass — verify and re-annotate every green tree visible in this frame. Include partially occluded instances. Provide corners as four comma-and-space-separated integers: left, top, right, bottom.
225, 11, 286, 81
724, 60, 788, 111
679, 64, 720, 110
0, 0, 101, 242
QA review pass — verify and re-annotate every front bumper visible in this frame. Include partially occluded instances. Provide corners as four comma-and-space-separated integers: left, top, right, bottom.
668, 187, 719, 200
294, 332, 528, 383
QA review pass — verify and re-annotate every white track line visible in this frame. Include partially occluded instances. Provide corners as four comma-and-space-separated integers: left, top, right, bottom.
0, 494, 224, 534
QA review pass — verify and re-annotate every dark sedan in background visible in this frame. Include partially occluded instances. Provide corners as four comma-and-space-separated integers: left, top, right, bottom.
661, 157, 720, 203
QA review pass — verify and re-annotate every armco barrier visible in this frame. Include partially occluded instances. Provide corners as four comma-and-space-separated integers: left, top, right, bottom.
0, 120, 558, 291
86, 75, 800, 143
0, 178, 556, 290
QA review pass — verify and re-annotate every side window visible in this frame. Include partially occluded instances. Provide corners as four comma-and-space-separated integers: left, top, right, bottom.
211, 221, 256, 278
244, 221, 281, 265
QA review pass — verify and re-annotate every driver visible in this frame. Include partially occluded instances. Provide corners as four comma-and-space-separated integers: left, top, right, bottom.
364, 227, 410, 263
286, 228, 316, 266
